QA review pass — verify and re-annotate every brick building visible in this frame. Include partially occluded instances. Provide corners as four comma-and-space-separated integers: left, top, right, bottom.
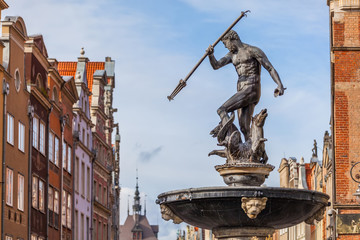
326, 0, 360, 238
47, 58, 65, 240
26, 34, 52, 240
1, 14, 29, 240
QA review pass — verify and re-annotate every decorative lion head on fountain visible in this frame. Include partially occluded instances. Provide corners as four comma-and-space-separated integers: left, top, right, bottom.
241, 197, 268, 219
160, 204, 183, 224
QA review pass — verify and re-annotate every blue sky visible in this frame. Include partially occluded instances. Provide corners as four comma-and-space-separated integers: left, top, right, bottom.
8, 0, 330, 239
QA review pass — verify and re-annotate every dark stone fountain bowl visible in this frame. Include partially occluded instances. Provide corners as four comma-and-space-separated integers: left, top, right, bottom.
157, 186, 329, 231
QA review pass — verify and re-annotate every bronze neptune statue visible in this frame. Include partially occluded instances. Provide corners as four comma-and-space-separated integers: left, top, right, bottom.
207, 30, 285, 142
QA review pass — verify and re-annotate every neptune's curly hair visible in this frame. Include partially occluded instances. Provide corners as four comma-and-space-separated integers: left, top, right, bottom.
222, 30, 240, 41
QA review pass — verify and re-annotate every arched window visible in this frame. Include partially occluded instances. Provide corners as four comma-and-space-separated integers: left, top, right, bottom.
36, 74, 42, 89
52, 87, 59, 103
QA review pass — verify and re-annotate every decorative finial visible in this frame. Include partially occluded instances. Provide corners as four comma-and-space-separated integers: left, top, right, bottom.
127, 195, 130, 216
144, 195, 147, 216
80, 47, 85, 56
300, 157, 304, 164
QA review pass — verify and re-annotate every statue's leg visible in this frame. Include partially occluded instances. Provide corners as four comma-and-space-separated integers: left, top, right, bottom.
218, 89, 256, 126
238, 104, 255, 141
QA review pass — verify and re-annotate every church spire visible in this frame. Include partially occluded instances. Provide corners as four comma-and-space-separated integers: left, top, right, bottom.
133, 170, 142, 215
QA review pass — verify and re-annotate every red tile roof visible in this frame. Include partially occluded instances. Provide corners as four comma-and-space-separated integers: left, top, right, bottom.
86, 62, 105, 93
58, 62, 77, 77
58, 61, 105, 103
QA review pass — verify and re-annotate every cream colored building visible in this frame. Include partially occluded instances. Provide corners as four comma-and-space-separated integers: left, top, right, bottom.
278, 157, 311, 240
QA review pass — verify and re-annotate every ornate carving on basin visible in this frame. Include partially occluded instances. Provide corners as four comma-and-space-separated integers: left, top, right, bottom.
215, 163, 274, 186
305, 206, 326, 225
160, 204, 183, 224
241, 197, 268, 219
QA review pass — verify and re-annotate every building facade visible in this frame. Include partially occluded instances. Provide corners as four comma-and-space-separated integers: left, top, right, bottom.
326, 0, 360, 239
0, 2, 122, 239
47, 58, 64, 240
26, 34, 52, 240
58, 53, 118, 240
1, 14, 29, 240
277, 157, 313, 240
72, 51, 94, 240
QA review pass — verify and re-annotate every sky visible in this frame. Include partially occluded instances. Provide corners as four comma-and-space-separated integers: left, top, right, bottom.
7, 0, 330, 239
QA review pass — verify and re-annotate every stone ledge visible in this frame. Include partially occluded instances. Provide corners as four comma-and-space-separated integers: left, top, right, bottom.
339, 0, 360, 10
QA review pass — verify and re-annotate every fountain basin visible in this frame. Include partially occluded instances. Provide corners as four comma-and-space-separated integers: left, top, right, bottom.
157, 186, 329, 230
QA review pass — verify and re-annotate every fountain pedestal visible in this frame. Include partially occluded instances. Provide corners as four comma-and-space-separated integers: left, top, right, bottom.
213, 227, 274, 240
215, 163, 274, 186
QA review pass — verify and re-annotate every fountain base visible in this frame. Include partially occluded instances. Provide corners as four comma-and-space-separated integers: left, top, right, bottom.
213, 227, 274, 240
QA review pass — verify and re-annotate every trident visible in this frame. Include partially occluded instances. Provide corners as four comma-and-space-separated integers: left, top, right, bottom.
167, 10, 250, 101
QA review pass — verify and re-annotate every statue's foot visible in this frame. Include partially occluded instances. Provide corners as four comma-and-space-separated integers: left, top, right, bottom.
210, 123, 222, 138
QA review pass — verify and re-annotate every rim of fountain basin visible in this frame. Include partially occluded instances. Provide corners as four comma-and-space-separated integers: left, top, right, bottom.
157, 186, 329, 230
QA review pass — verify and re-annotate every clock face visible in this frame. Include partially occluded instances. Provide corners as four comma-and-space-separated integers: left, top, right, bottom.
351, 162, 360, 183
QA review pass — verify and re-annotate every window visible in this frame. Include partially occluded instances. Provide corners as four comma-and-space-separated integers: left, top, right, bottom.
93, 181, 97, 201
93, 219, 96, 240
7, 114, 14, 145
54, 190, 59, 228
6, 168, 13, 206
98, 184, 102, 203
39, 122, 45, 154
18, 122, 25, 152
36, 74, 42, 89
67, 145, 72, 173
86, 133, 89, 148
62, 142, 67, 170
103, 187, 107, 206
82, 128, 85, 144
5, 236, 13, 240
15, 69, 21, 92
32, 176, 38, 208
48, 187, 54, 226
31, 235, 37, 240
18, 174, 24, 211
54, 190, 59, 214
54, 136, 59, 166
98, 222, 101, 240
67, 194, 71, 228
33, 117, 39, 149
86, 217, 89, 240
81, 213, 84, 240
52, 87, 58, 103
75, 157, 79, 192
103, 224, 107, 240
62, 190, 66, 226
75, 210, 78, 240
81, 162, 85, 197
87, 167, 90, 200
39, 179, 45, 212
49, 132, 54, 162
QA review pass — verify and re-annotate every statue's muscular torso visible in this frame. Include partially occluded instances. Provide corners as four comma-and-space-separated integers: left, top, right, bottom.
229, 44, 261, 81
